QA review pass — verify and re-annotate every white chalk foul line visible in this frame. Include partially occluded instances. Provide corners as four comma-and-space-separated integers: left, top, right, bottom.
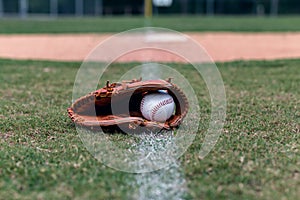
129, 132, 188, 200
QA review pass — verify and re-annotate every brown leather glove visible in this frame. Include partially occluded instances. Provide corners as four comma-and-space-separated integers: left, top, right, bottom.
68, 78, 189, 132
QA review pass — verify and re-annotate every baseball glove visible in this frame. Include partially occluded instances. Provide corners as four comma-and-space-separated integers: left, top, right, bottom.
67, 78, 189, 132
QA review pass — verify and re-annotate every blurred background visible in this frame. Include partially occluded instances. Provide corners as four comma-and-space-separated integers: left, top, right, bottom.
0, 0, 299, 18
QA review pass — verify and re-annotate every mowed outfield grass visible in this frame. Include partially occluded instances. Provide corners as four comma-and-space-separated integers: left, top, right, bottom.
1, 16, 300, 34
0, 58, 299, 199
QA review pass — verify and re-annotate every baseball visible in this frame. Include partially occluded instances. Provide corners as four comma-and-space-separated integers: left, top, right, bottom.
140, 92, 175, 122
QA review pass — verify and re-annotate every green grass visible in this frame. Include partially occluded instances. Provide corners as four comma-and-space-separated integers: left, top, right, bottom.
1, 16, 300, 34
0, 58, 299, 199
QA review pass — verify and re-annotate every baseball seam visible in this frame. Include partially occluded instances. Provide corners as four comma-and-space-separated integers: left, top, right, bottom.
140, 97, 146, 114
151, 98, 174, 121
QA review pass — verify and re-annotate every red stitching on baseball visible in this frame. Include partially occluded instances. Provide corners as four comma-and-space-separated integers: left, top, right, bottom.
151, 97, 174, 121
140, 97, 146, 112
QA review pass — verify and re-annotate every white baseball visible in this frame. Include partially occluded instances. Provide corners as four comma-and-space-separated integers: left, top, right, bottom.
140, 92, 175, 122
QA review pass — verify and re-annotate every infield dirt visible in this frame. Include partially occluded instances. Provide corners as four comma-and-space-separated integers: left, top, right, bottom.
1, 32, 300, 62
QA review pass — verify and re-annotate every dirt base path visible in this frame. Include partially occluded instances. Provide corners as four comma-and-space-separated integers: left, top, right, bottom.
1, 32, 300, 62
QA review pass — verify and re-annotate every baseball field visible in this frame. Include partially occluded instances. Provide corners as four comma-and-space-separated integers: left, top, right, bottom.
0, 16, 299, 200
